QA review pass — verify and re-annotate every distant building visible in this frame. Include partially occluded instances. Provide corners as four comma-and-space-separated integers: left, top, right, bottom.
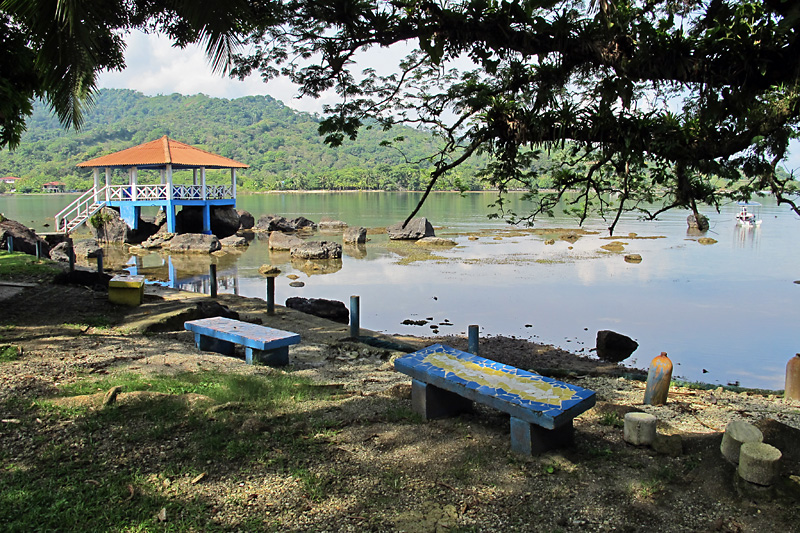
0, 176, 19, 192
42, 181, 66, 193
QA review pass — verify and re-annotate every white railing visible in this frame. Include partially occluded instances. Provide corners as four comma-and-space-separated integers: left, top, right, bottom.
206, 185, 233, 199
137, 184, 168, 200
55, 186, 108, 233
173, 184, 203, 200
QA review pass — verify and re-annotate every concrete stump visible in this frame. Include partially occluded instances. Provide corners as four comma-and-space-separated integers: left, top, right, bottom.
720, 420, 763, 464
624, 412, 657, 446
738, 442, 782, 486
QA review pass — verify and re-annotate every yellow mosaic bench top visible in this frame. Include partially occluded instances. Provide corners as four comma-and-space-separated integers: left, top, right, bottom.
394, 344, 596, 427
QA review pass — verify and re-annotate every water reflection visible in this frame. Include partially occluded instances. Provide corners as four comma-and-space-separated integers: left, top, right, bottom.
6, 191, 798, 389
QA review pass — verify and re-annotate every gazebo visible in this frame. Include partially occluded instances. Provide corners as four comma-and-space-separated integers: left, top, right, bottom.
56, 136, 248, 234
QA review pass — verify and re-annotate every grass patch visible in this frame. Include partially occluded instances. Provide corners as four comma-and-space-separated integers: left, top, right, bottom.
599, 411, 624, 428
0, 251, 62, 282
58, 371, 333, 408
0, 344, 21, 362
0, 369, 352, 531
63, 314, 117, 330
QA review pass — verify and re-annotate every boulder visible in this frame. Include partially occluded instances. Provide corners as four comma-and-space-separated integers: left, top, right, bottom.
141, 232, 175, 249
255, 214, 294, 232
624, 254, 642, 263
219, 235, 248, 247
387, 217, 435, 240
90, 207, 129, 243
167, 233, 221, 253
237, 210, 255, 230
0, 218, 49, 257
89, 207, 159, 244
289, 216, 317, 232
290, 241, 342, 260
343, 226, 367, 244
319, 217, 348, 230
595, 330, 639, 363
49, 241, 72, 262
269, 232, 304, 250
415, 236, 457, 247
687, 213, 709, 231
73, 239, 103, 258
175, 206, 240, 238
286, 297, 349, 324
154, 209, 168, 227
258, 265, 281, 277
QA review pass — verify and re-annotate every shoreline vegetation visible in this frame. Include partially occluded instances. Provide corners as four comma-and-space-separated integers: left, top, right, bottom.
1, 252, 799, 531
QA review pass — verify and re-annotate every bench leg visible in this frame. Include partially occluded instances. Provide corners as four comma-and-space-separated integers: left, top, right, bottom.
246, 346, 289, 367
412, 379, 473, 420
510, 417, 574, 456
195, 333, 235, 356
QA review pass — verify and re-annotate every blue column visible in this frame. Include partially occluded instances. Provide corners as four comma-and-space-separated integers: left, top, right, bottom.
120, 205, 140, 229
166, 202, 176, 233
203, 204, 212, 234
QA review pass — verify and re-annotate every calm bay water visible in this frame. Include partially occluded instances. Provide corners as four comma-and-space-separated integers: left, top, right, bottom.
3, 191, 799, 390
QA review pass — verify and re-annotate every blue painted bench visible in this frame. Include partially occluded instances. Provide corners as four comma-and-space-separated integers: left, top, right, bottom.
394, 344, 596, 455
184, 317, 300, 366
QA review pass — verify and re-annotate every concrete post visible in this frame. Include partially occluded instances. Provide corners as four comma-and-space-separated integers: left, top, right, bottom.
209, 264, 217, 297
266, 276, 275, 315
468, 325, 479, 355
350, 295, 360, 338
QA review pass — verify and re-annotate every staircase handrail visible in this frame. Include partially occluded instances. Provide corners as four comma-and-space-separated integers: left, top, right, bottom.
55, 186, 107, 233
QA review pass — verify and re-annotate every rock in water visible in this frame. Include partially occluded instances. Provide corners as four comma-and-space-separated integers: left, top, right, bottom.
286, 297, 349, 324
290, 241, 342, 259
687, 213, 709, 231
268, 231, 303, 250
595, 330, 639, 362
167, 233, 221, 253
237, 210, 255, 229
343, 226, 367, 244
387, 217, 435, 240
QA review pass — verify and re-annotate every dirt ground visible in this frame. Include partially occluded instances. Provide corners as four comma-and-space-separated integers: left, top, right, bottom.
1, 275, 800, 531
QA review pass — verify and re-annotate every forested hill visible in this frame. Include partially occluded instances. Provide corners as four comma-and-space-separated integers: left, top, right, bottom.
0, 89, 489, 192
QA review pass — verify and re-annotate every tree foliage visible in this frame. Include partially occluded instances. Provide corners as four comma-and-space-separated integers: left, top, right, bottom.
0, 0, 251, 148
3, 1, 800, 232
230, 0, 800, 232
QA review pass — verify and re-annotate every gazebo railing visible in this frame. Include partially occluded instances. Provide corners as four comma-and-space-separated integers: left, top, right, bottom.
173, 184, 203, 200
103, 184, 234, 201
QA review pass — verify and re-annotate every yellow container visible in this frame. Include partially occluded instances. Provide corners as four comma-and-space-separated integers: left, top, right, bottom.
108, 275, 145, 306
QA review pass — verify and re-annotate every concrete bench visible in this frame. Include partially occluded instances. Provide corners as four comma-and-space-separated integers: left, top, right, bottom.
184, 316, 300, 366
394, 344, 596, 455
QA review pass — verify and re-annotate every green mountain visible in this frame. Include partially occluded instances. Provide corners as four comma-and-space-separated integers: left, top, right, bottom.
0, 89, 487, 192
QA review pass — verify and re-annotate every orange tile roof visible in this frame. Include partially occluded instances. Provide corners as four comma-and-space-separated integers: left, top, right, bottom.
77, 136, 248, 169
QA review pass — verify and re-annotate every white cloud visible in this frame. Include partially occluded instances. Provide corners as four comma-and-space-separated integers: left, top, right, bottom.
98, 31, 329, 113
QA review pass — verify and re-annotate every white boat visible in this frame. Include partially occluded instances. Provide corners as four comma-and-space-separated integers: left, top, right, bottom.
735, 201, 762, 227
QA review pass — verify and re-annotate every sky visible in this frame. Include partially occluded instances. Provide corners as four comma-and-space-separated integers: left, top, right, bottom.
98, 31, 800, 174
